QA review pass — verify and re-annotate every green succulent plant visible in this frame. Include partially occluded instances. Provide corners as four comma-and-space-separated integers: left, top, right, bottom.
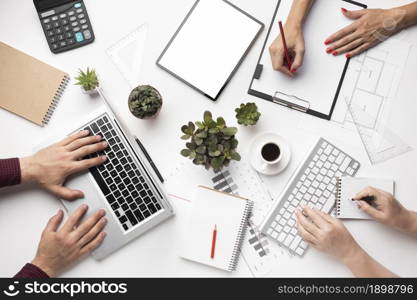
75, 67, 99, 91
180, 111, 241, 171
128, 85, 163, 119
235, 102, 261, 126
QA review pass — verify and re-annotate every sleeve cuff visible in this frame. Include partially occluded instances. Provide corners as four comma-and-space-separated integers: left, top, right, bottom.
0, 158, 21, 188
14, 263, 50, 279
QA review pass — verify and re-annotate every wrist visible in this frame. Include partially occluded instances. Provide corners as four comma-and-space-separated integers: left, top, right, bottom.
31, 257, 55, 277
339, 242, 364, 266
393, 209, 415, 232
388, 7, 410, 31
19, 156, 37, 184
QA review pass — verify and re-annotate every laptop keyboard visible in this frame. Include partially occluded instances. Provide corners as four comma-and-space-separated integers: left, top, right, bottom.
261, 138, 360, 256
83, 114, 163, 231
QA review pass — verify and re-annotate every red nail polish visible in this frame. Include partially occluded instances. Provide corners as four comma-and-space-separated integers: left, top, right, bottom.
333, 51, 338, 56
324, 39, 332, 45
291, 68, 297, 73
326, 48, 333, 54
346, 53, 351, 58
341, 8, 347, 13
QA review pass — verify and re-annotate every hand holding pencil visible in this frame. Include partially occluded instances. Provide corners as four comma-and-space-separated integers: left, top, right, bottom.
269, 20, 306, 77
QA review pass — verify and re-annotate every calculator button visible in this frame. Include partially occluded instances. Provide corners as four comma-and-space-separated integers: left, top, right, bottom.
76, 8, 83, 13
61, 19, 68, 25
60, 41, 67, 47
52, 16, 58, 21
74, 3, 82, 8
53, 21, 60, 28
81, 24, 89, 30
55, 28, 62, 34
45, 24, 52, 30
78, 13, 85, 19
47, 30, 54, 37
58, 34, 64, 41
51, 43, 58, 50
65, 32, 73, 38
71, 21, 78, 27
75, 32, 84, 42
68, 38, 75, 45
64, 25, 71, 31
59, 14, 67, 18
49, 37, 56, 43
79, 19, 86, 24
83, 30, 92, 40
43, 18, 50, 24
69, 16, 76, 21
68, 11, 75, 16
73, 26, 80, 32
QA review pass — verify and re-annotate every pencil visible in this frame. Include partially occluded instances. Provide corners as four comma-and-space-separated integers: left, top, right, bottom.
278, 21, 292, 70
211, 225, 217, 259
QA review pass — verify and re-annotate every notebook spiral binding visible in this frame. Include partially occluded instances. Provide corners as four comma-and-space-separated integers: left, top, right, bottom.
228, 200, 254, 272
336, 177, 342, 217
42, 75, 70, 126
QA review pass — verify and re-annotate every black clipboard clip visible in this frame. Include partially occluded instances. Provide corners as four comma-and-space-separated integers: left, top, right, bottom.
272, 91, 310, 113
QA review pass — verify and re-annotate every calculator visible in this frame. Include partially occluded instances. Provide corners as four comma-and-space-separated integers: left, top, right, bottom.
33, 0, 95, 53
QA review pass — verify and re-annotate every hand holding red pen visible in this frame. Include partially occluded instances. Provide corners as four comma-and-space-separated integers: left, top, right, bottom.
269, 21, 306, 77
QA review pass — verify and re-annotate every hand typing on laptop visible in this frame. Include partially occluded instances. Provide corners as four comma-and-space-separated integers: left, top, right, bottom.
0, 130, 108, 278
19, 130, 108, 200
296, 187, 417, 277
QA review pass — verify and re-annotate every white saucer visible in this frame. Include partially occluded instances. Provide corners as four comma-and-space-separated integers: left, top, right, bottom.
249, 133, 291, 176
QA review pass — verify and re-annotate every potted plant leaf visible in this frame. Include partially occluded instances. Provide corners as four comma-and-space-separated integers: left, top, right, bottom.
75, 67, 99, 95
128, 85, 163, 119
180, 111, 241, 171
235, 102, 261, 126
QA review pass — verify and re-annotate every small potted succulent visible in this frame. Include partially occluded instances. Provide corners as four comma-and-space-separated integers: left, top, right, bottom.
75, 67, 99, 95
235, 102, 261, 126
128, 85, 163, 119
180, 111, 241, 171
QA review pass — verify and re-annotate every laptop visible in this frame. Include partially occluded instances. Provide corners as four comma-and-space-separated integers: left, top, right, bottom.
54, 89, 174, 260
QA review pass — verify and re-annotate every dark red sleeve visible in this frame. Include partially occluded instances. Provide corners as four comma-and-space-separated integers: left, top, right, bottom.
0, 158, 21, 188
14, 263, 50, 278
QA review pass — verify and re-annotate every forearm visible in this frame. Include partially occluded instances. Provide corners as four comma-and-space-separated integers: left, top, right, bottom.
342, 247, 398, 278
286, 0, 315, 28
392, 1, 417, 30
397, 210, 417, 236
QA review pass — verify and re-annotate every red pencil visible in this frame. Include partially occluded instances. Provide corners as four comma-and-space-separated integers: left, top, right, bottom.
278, 21, 292, 70
210, 225, 217, 259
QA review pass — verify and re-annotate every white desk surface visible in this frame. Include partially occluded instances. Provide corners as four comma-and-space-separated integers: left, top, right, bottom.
0, 0, 416, 277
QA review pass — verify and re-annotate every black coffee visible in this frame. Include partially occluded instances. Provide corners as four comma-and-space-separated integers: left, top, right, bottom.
261, 143, 281, 162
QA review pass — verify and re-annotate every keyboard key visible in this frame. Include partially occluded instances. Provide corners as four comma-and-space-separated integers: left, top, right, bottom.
134, 210, 144, 221
126, 211, 138, 226
89, 167, 110, 196
143, 210, 151, 218
119, 215, 127, 224
106, 194, 116, 204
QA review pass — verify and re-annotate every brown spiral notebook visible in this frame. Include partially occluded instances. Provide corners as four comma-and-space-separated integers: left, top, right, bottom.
0, 41, 69, 126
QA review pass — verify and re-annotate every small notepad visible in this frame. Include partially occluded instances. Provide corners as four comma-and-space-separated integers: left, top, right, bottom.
336, 176, 395, 219
180, 186, 253, 272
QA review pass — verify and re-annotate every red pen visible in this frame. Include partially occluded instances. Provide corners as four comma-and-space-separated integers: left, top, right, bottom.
278, 21, 292, 70
210, 225, 217, 259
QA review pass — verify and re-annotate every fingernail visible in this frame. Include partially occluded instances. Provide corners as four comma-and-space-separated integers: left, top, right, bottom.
100, 209, 106, 216
101, 217, 107, 224
96, 135, 102, 140
341, 8, 348, 13
324, 39, 332, 45
102, 141, 108, 146
82, 130, 89, 135
346, 53, 351, 58
326, 47, 333, 54
82, 204, 88, 210
101, 232, 107, 237
333, 51, 339, 56
291, 68, 297, 73
101, 155, 107, 161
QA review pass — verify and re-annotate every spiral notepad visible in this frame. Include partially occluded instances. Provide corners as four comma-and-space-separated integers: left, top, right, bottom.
0, 41, 69, 126
336, 176, 395, 219
180, 186, 253, 272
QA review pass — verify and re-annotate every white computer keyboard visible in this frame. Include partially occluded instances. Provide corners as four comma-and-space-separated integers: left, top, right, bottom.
260, 138, 360, 256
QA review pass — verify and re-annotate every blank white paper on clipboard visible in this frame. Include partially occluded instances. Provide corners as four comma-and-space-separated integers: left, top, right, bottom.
250, 0, 366, 119
157, 0, 263, 100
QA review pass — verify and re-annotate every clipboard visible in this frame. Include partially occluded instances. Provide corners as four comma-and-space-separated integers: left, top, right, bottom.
156, 0, 264, 101
248, 0, 367, 120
